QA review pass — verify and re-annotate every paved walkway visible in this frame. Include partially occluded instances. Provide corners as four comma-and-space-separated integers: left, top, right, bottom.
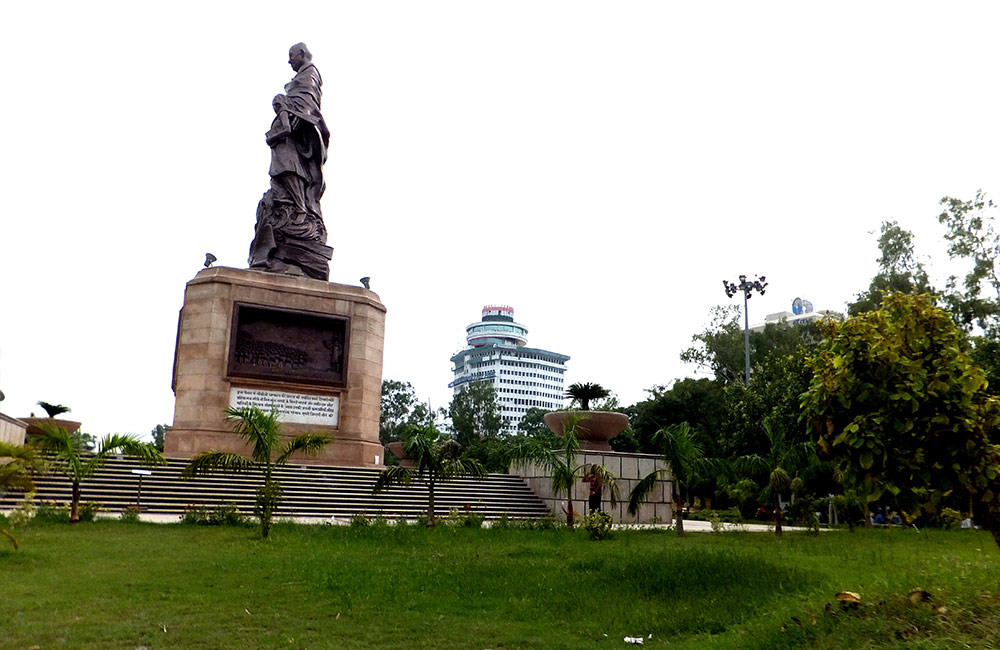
100, 512, 813, 532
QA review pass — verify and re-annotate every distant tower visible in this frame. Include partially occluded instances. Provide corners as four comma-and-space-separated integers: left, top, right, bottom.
450, 305, 570, 430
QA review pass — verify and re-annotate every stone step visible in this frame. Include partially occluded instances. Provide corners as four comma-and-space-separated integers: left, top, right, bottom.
0, 456, 551, 521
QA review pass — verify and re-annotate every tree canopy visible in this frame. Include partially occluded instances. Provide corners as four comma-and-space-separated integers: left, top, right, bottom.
802, 292, 1000, 546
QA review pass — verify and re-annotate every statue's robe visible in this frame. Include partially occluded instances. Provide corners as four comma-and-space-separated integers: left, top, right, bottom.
250, 62, 333, 281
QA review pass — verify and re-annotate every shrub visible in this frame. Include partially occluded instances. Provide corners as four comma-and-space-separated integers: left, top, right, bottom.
350, 512, 371, 527
9, 494, 37, 527
939, 507, 963, 530
120, 505, 142, 523
210, 502, 246, 526
181, 503, 246, 526
181, 505, 210, 524
446, 505, 484, 528
583, 510, 613, 540
77, 502, 102, 522
491, 512, 510, 530
35, 501, 70, 523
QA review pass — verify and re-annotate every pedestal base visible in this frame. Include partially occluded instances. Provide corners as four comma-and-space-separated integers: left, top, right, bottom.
165, 267, 386, 467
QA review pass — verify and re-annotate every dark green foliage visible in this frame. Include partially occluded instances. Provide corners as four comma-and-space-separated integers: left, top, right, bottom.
36, 401, 71, 419
448, 382, 503, 447
564, 382, 610, 410
380, 379, 439, 445
149, 424, 169, 452
629, 378, 726, 455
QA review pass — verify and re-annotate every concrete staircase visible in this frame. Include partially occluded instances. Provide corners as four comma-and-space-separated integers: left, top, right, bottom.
0, 456, 551, 522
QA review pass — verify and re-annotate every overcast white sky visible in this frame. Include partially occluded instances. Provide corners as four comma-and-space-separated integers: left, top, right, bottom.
1, 1, 998, 439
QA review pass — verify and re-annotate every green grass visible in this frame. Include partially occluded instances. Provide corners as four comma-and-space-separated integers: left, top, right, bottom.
1, 520, 998, 649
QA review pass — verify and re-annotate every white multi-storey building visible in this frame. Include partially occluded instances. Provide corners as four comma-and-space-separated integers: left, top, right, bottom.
450, 305, 570, 430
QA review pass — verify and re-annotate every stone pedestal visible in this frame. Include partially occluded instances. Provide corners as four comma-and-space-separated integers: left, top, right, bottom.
510, 451, 672, 525
165, 267, 386, 467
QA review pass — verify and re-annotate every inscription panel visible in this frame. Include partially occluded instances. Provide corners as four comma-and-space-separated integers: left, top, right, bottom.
229, 387, 339, 426
227, 303, 348, 386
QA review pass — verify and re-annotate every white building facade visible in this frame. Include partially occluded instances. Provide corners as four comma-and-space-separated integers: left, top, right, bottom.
450, 305, 569, 430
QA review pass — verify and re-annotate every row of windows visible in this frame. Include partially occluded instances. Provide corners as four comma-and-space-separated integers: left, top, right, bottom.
500, 360, 566, 373
468, 324, 526, 336
497, 387, 562, 401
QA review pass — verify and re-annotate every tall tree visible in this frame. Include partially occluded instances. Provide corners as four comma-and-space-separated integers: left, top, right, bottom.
373, 424, 486, 527
149, 424, 169, 452
733, 423, 816, 537
628, 422, 718, 536
380, 379, 420, 444
182, 407, 332, 538
801, 293, 1000, 547
629, 378, 726, 456
36, 401, 71, 419
507, 414, 619, 530
29, 423, 165, 523
849, 221, 933, 316
448, 382, 502, 448
938, 190, 1000, 335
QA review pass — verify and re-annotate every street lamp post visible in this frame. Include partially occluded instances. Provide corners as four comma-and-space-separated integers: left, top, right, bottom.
723, 274, 768, 386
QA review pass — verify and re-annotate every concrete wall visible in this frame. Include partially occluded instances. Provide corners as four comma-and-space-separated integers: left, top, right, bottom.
0, 413, 27, 446
510, 451, 671, 524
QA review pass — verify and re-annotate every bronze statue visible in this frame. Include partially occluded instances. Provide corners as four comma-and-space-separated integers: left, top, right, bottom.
249, 43, 333, 281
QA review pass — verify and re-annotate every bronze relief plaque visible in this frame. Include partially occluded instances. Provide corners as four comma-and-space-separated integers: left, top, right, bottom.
227, 303, 349, 387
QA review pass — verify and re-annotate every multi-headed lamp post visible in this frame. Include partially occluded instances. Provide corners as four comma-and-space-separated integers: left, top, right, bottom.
723, 274, 768, 386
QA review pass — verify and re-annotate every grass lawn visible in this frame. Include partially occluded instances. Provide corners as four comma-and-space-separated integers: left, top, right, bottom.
1, 520, 998, 649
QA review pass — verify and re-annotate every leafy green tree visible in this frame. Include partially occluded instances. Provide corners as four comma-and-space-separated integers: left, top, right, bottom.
448, 382, 502, 448
681, 307, 823, 387
373, 424, 486, 527
628, 422, 718, 536
36, 401, 71, 419
29, 423, 165, 523
380, 379, 430, 444
150, 424, 169, 452
938, 190, 1000, 335
849, 220, 934, 316
181, 407, 332, 538
801, 293, 1000, 547
629, 379, 726, 455
720, 347, 816, 458
733, 423, 816, 536
0, 442, 43, 549
564, 383, 610, 411
507, 414, 620, 530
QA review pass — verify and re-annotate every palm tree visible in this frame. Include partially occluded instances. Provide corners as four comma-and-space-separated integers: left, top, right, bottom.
507, 414, 619, 530
29, 422, 165, 523
733, 423, 816, 537
564, 383, 610, 411
36, 401, 71, 419
0, 442, 43, 549
628, 422, 718, 536
373, 424, 486, 527
182, 406, 333, 538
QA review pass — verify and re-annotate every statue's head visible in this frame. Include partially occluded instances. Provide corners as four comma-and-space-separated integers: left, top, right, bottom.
288, 43, 312, 72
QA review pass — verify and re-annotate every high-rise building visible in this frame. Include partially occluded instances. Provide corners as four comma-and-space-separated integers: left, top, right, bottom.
449, 305, 570, 430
